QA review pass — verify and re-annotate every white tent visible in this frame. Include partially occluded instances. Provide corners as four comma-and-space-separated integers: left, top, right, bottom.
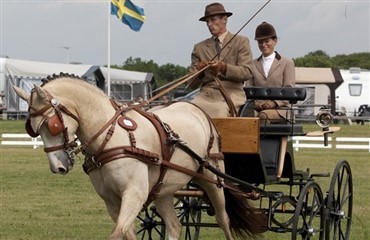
1, 58, 154, 116
4, 58, 96, 79
99, 66, 154, 100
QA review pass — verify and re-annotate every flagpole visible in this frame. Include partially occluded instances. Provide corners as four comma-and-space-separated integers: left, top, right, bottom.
107, 0, 111, 97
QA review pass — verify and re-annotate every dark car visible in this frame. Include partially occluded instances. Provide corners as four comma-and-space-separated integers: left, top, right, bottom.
356, 104, 370, 124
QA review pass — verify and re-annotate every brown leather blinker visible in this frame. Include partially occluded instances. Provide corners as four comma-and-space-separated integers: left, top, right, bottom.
47, 114, 64, 136
25, 118, 39, 137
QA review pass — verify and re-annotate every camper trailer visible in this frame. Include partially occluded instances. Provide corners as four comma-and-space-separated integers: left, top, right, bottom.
335, 67, 370, 117
296, 67, 369, 119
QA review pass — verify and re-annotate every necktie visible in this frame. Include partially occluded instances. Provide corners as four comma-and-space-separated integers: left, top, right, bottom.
215, 37, 221, 59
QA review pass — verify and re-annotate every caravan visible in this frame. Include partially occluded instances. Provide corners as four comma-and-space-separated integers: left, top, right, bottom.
335, 67, 370, 117
295, 67, 370, 120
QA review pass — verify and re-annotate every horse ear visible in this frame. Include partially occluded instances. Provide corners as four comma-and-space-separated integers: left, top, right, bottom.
13, 86, 30, 102
34, 85, 48, 101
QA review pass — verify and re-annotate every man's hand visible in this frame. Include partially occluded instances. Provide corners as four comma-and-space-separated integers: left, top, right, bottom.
210, 61, 227, 75
196, 60, 209, 70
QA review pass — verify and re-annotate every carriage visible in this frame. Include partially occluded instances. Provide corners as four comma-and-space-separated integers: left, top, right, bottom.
13, 74, 352, 240
136, 87, 353, 240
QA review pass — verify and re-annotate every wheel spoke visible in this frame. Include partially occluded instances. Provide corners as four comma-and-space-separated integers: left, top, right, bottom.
340, 171, 349, 207
333, 220, 338, 239
340, 193, 351, 209
339, 222, 345, 240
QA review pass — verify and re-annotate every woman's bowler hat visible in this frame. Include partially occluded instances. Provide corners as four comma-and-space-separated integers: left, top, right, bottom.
255, 22, 277, 40
199, 3, 233, 21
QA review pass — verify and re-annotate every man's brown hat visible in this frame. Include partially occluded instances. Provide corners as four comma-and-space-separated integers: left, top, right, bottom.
255, 22, 277, 40
199, 3, 232, 21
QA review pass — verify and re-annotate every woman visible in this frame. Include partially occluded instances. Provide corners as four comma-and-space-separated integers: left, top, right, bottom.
247, 22, 295, 123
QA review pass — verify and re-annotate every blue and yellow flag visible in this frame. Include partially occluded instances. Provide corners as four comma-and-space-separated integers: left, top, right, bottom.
111, 0, 145, 32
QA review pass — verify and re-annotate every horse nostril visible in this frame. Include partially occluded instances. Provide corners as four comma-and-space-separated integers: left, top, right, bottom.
58, 167, 67, 174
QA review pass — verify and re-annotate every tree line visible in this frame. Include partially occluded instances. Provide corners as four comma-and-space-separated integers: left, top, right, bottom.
293, 51, 370, 69
111, 51, 369, 87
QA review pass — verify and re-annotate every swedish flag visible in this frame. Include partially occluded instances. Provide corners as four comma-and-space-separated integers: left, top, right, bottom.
111, 0, 145, 32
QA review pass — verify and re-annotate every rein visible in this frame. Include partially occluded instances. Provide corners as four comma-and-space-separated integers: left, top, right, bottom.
213, 75, 238, 117
78, 99, 126, 156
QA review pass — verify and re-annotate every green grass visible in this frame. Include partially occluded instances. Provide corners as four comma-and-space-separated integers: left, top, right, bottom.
0, 147, 113, 239
1, 120, 369, 239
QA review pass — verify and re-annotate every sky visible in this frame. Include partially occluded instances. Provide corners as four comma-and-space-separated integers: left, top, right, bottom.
0, 0, 369, 68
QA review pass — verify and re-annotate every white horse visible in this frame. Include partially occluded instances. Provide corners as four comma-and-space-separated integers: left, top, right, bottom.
13, 74, 265, 240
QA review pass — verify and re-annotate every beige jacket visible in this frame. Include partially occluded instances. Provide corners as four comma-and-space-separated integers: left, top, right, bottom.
190, 32, 253, 117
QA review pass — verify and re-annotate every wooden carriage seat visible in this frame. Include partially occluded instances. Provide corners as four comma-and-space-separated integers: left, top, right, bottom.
221, 87, 307, 184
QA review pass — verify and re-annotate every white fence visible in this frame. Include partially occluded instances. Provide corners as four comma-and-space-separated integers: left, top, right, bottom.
1, 133, 43, 149
293, 136, 333, 151
336, 137, 370, 152
2, 133, 370, 152
293, 136, 370, 152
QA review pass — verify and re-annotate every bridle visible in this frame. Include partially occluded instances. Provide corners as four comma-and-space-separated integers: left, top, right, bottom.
26, 87, 129, 168
26, 88, 80, 164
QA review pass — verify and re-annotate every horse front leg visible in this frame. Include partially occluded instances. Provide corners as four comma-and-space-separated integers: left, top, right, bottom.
109, 187, 148, 240
100, 160, 150, 240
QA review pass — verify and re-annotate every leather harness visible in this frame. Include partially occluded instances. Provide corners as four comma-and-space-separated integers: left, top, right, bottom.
26, 88, 262, 206
81, 101, 224, 208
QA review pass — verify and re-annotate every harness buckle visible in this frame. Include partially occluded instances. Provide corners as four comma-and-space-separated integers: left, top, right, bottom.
91, 156, 102, 168
51, 98, 59, 107
65, 147, 77, 165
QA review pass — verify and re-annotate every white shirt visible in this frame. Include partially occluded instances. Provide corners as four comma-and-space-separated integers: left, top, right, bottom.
262, 52, 276, 77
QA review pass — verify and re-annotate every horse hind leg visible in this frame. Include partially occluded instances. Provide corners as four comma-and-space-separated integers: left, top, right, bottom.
194, 179, 234, 240
153, 195, 182, 240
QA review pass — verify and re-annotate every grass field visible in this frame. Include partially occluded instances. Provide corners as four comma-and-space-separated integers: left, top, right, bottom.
1, 120, 369, 239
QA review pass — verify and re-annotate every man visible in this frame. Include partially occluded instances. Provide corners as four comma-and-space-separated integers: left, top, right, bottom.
189, 2, 253, 117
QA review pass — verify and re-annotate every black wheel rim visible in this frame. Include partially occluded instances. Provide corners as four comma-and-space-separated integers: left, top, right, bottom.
292, 181, 325, 240
325, 160, 353, 240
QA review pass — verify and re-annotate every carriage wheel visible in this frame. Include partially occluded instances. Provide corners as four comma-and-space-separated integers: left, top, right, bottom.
136, 193, 204, 240
292, 181, 324, 240
271, 196, 297, 229
325, 160, 353, 240
174, 195, 203, 240
137, 205, 166, 240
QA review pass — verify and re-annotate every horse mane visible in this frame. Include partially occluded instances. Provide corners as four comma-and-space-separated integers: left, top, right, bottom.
40, 72, 106, 98
41, 72, 81, 86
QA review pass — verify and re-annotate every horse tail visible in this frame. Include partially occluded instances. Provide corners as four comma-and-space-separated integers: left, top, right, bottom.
224, 188, 267, 239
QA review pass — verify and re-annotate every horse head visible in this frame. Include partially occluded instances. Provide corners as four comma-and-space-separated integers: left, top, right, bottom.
13, 84, 79, 174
